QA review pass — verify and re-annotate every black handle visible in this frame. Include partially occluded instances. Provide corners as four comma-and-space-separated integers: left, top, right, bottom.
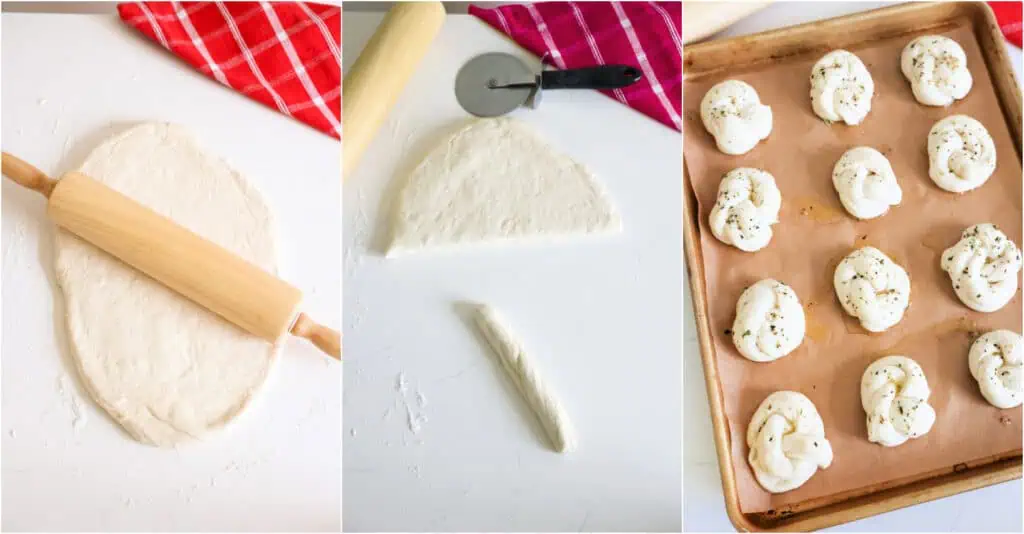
539, 65, 642, 90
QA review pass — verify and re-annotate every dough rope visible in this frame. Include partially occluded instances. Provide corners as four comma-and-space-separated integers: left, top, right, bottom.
861, 356, 936, 447
810, 50, 874, 125
928, 115, 996, 193
834, 247, 911, 332
732, 279, 806, 362
700, 80, 773, 155
941, 223, 1022, 313
832, 146, 902, 219
969, 330, 1023, 409
746, 391, 832, 493
473, 304, 577, 453
709, 168, 781, 252
901, 35, 973, 106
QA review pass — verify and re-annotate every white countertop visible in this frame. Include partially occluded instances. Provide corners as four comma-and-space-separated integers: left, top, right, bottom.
683, 2, 1024, 532
342, 12, 682, 533
1, 14, 340, 531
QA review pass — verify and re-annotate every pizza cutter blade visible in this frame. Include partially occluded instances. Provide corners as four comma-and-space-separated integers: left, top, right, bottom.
455, 52, 535, 117
455, 52, 643, 117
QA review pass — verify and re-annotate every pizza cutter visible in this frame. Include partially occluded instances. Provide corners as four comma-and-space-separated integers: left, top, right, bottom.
455, 52, 643, 117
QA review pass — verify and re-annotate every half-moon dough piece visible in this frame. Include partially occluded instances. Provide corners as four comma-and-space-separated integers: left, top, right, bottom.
56, 122, 279, 447
387, 118, 621, 256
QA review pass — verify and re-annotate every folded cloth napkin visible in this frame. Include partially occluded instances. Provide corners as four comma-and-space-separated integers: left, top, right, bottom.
118, 2, 341, 139
469, 1, 682, 131
989, 1, 1022, 48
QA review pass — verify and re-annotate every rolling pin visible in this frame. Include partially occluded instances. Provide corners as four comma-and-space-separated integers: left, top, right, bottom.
342, 1, 445, 179
683, 2, 772, 44
1, 153, 340, 360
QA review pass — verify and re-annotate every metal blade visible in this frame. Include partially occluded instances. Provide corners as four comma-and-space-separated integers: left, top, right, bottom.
455, 52, 533, 117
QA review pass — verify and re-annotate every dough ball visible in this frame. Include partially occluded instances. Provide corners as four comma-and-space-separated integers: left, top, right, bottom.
810, 49, 874, 125
732, 279, 806, 362
834, 247, 910, 332
901, 35, 973, 106
832, 146, 902, 219
746, 391, 832, 493
861, 355, 936, 447
708, 168, 780, 252
941, 223, 1022, 312
969, 330, 1023, 409
928, 114, 996, 193
700, 80, 772, 155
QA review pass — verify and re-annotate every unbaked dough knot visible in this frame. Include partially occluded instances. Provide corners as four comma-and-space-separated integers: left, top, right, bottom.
746, 391, 832, 493
941, 223, 1022, 312
834, 247, 910, 332
700, 80, 773, 155
901, 36, 973, 106
810, 50, 874, 125
832, 146, 902, 219
732, 279, 806, 362
708, 168, 780, 252
860, 356, 936, 447
969, 330, 1024, 409
928, 115, 996, 193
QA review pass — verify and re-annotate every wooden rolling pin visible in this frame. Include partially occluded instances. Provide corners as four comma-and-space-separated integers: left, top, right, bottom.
342, 1, 445, 179
1, 153, 340, 360
683, 2, 772, 44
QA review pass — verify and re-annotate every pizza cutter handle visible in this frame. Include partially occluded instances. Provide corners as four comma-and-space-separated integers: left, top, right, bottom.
539, 65, 642, 90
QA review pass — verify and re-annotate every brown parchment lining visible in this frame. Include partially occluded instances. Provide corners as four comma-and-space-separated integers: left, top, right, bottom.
684, 22, 1023, 515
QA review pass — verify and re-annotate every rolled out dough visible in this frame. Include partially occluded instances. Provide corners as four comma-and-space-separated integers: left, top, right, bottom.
387, 117, 621, 256
55, 122, 280, 446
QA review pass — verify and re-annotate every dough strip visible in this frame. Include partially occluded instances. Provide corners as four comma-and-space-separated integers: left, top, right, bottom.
473, 305, 577, 453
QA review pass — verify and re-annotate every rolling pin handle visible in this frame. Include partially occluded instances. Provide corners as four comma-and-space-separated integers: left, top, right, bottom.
291, 312, 341, 360
1, 152, 58, 197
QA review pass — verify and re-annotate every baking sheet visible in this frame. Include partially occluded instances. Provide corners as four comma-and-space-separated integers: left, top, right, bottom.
683, 21, 1023, 514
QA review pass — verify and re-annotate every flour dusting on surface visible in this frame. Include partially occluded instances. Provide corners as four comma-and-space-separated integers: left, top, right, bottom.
57, 374, 89, 432
394, 373, 428, 435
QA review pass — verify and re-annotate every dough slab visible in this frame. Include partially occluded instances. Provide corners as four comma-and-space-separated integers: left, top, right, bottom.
56, 122, 279, 446
387, 118, 621, 256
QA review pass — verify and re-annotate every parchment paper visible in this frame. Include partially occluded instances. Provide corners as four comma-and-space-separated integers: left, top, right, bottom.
684, 23, 1023, 514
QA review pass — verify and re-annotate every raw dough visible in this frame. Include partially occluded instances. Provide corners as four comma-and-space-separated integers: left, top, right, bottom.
731, 279, 805, 362
746, 391, 832, 493
969, 330, 1023, 409
941, 223, 1022, 312
700, 80, 773, 155
56, 122, 279, 446
387, 118, 621, 256
473, 304, 576, 453
901, 35, 973, 106
809, 49, 874, 125
860, 355, 936, 447
708, 167, 781, 252
834, 246, 910, 333
831, 146, 901, 219
928, 115, 996, 193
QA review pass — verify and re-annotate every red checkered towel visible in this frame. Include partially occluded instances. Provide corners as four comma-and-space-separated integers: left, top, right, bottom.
469, 1, 682, 131
117, 2, 341, 139
989, 1, 1022, 48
